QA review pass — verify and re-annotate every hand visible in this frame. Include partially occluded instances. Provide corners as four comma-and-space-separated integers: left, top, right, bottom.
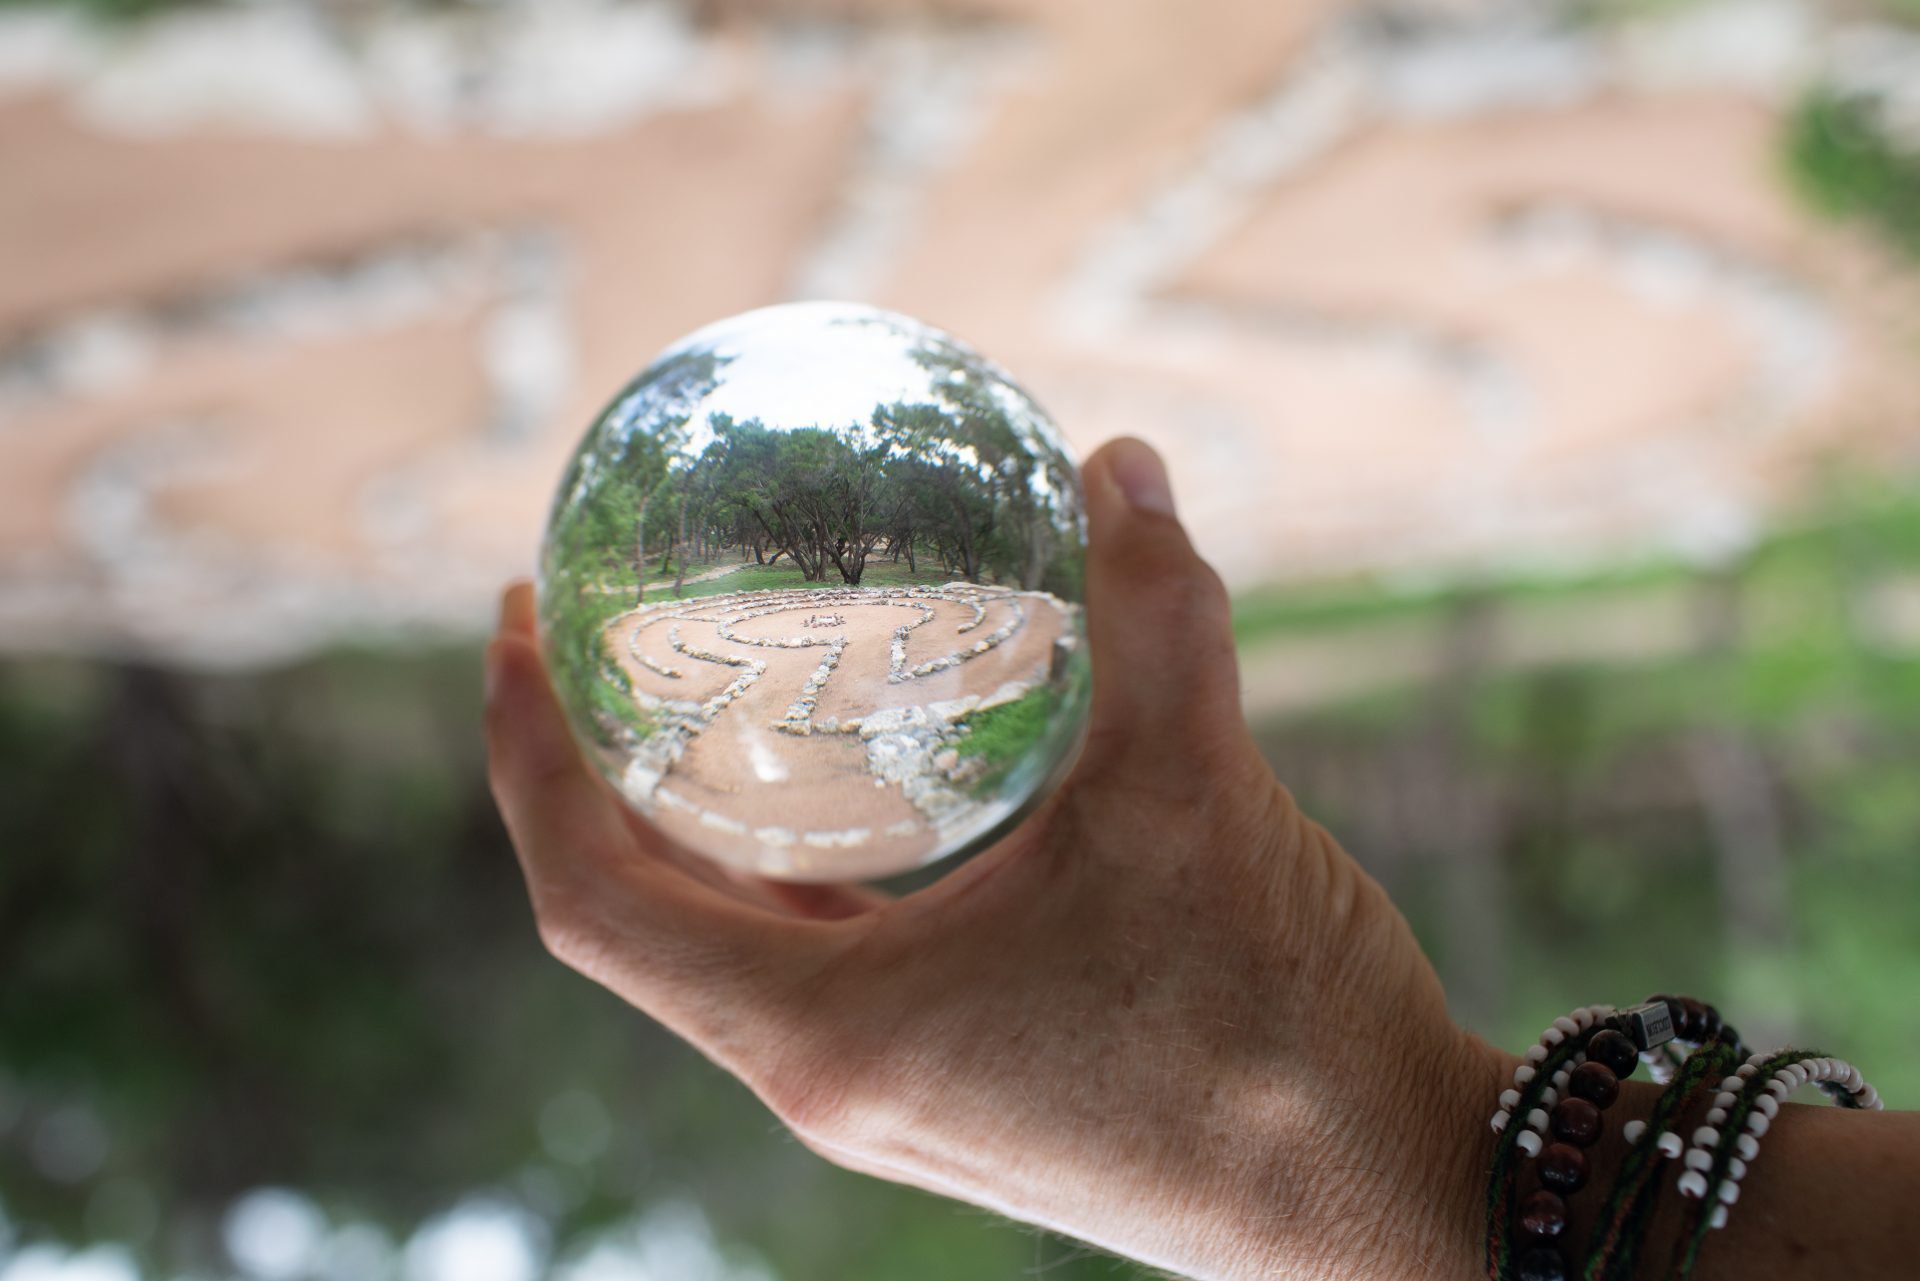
485, 438, 1504, 1281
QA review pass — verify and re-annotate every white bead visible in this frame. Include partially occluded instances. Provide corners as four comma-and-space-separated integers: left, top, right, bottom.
1543, 1027, 1566, 1047
1718, 1180, 1740, 1205
1705, 1107, 1727, 1126
1710, 1204, 1730, 1230
1845, 1066, 1864, 1090
1500, 1089, 1521, 1111
1515, 1064, 1538, 1086
1516, 1130, 1544, 1157
1554, 1016, 1579, 1036
1551, 1070, 1571, 1091
1735, 1134, 1759, 1160
1746, 1112, 1770, 1137
1785, 1064, 1808, 1086
1735, 1064, 1758, 1080
1765, 1079, 1792, 1099
1713, 1091, 1737, 1110
1527, 1108, 1550, 1133
1811, 1058, 1833, 1079
1678, 1171, 1709, 1199
1491, 1110, 1511, 1134
1657, 1131, 1685, 1159
1540, 1089, 1559, 1108
1684, 1149, 1714, 1172
1729, 1157, 1748, 1181
1692, 1126, 1721, 1147
1526, 1044, 1550, 1065
1862, 1087, 1881, 1109
1623, 1120, 1647, 1144
1754, 1094, 1779, 1119
1745, 1053, 1770, 1068
1573, 1008, 1596, 1030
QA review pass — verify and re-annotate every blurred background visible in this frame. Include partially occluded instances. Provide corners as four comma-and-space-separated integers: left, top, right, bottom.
4, 0, 1920, 1277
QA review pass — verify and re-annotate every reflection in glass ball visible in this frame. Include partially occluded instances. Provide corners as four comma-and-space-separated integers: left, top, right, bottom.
538, 303, 1089, 882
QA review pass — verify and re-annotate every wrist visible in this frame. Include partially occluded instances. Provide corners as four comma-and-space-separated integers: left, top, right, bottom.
1407, 1031, 1518, 1281
1195, 1025, 1515, 1281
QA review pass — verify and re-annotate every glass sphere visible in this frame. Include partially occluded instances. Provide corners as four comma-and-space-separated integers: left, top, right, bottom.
538, 302, 1089, 882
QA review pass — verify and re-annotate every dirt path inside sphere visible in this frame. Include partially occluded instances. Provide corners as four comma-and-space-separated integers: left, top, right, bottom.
603, 583, 1074, 879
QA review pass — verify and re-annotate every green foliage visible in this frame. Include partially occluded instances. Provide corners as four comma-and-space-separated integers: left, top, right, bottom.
954, 685, 1063, 795
0, 655, 1152, 1281
1784, 85, 1920, 259
540, 587, 653, 748
0, 0, 200, 18
1246, 478, 1920, 1102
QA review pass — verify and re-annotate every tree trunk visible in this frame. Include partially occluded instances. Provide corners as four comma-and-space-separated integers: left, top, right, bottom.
672, 494, 688, 595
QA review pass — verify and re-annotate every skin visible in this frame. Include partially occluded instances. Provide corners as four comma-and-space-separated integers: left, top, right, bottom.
485, 438, 1918, 1280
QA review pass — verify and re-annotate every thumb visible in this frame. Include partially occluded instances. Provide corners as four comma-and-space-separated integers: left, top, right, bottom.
1079, 438, 1246, 772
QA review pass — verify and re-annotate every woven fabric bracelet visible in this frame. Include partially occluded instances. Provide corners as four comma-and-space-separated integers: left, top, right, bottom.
1669, 1048, 1881, 1279
1582, 1038, 1740, 1281
1580, 989, 1747, 1279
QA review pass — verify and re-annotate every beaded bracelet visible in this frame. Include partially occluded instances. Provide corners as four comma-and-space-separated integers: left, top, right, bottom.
1487, 997, 1884, 1281
1486, 1002, 1674, 1281
1668, 1048, 1881, 1279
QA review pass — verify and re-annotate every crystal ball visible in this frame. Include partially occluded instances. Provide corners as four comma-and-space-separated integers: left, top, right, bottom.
538, 302, 1089, 882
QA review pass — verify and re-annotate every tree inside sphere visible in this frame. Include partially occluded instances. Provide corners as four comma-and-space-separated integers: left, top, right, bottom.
539, 303, 1089, 882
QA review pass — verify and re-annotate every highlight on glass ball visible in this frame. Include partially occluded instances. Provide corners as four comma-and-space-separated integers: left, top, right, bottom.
538, 302, 1090, 882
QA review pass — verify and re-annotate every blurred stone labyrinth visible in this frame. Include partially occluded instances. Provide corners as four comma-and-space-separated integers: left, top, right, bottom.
4, 0, 1920, 663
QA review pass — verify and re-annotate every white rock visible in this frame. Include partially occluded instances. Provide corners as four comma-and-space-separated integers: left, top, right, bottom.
927, 696, 981, 723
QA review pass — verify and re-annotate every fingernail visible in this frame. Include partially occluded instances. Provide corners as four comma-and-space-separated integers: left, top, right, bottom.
1106, 438, 1176, 516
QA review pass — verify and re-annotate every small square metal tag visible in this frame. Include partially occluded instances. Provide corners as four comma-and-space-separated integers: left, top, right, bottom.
1623, 1001, 1675, 1050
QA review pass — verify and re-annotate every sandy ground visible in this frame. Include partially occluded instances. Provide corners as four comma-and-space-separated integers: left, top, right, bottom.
602, 583, 1072, 879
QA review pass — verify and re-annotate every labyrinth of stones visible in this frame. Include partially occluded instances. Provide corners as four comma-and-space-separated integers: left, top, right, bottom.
602, 581, 1080, 881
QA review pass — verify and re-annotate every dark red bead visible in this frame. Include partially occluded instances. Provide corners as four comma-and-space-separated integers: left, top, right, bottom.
1550, 1097, 1602, 1147
1517, 1245, 1569, 1281
1538, 1142, 1589, 1193
1587, 1029, 1638, 1077
1569, 1060, 1620, 1110
1518, 1189, 1568, 1242
1676, 998, 1709, 1041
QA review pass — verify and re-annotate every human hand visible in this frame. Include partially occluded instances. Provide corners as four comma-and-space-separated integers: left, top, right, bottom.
485, 437, 1504, 1281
